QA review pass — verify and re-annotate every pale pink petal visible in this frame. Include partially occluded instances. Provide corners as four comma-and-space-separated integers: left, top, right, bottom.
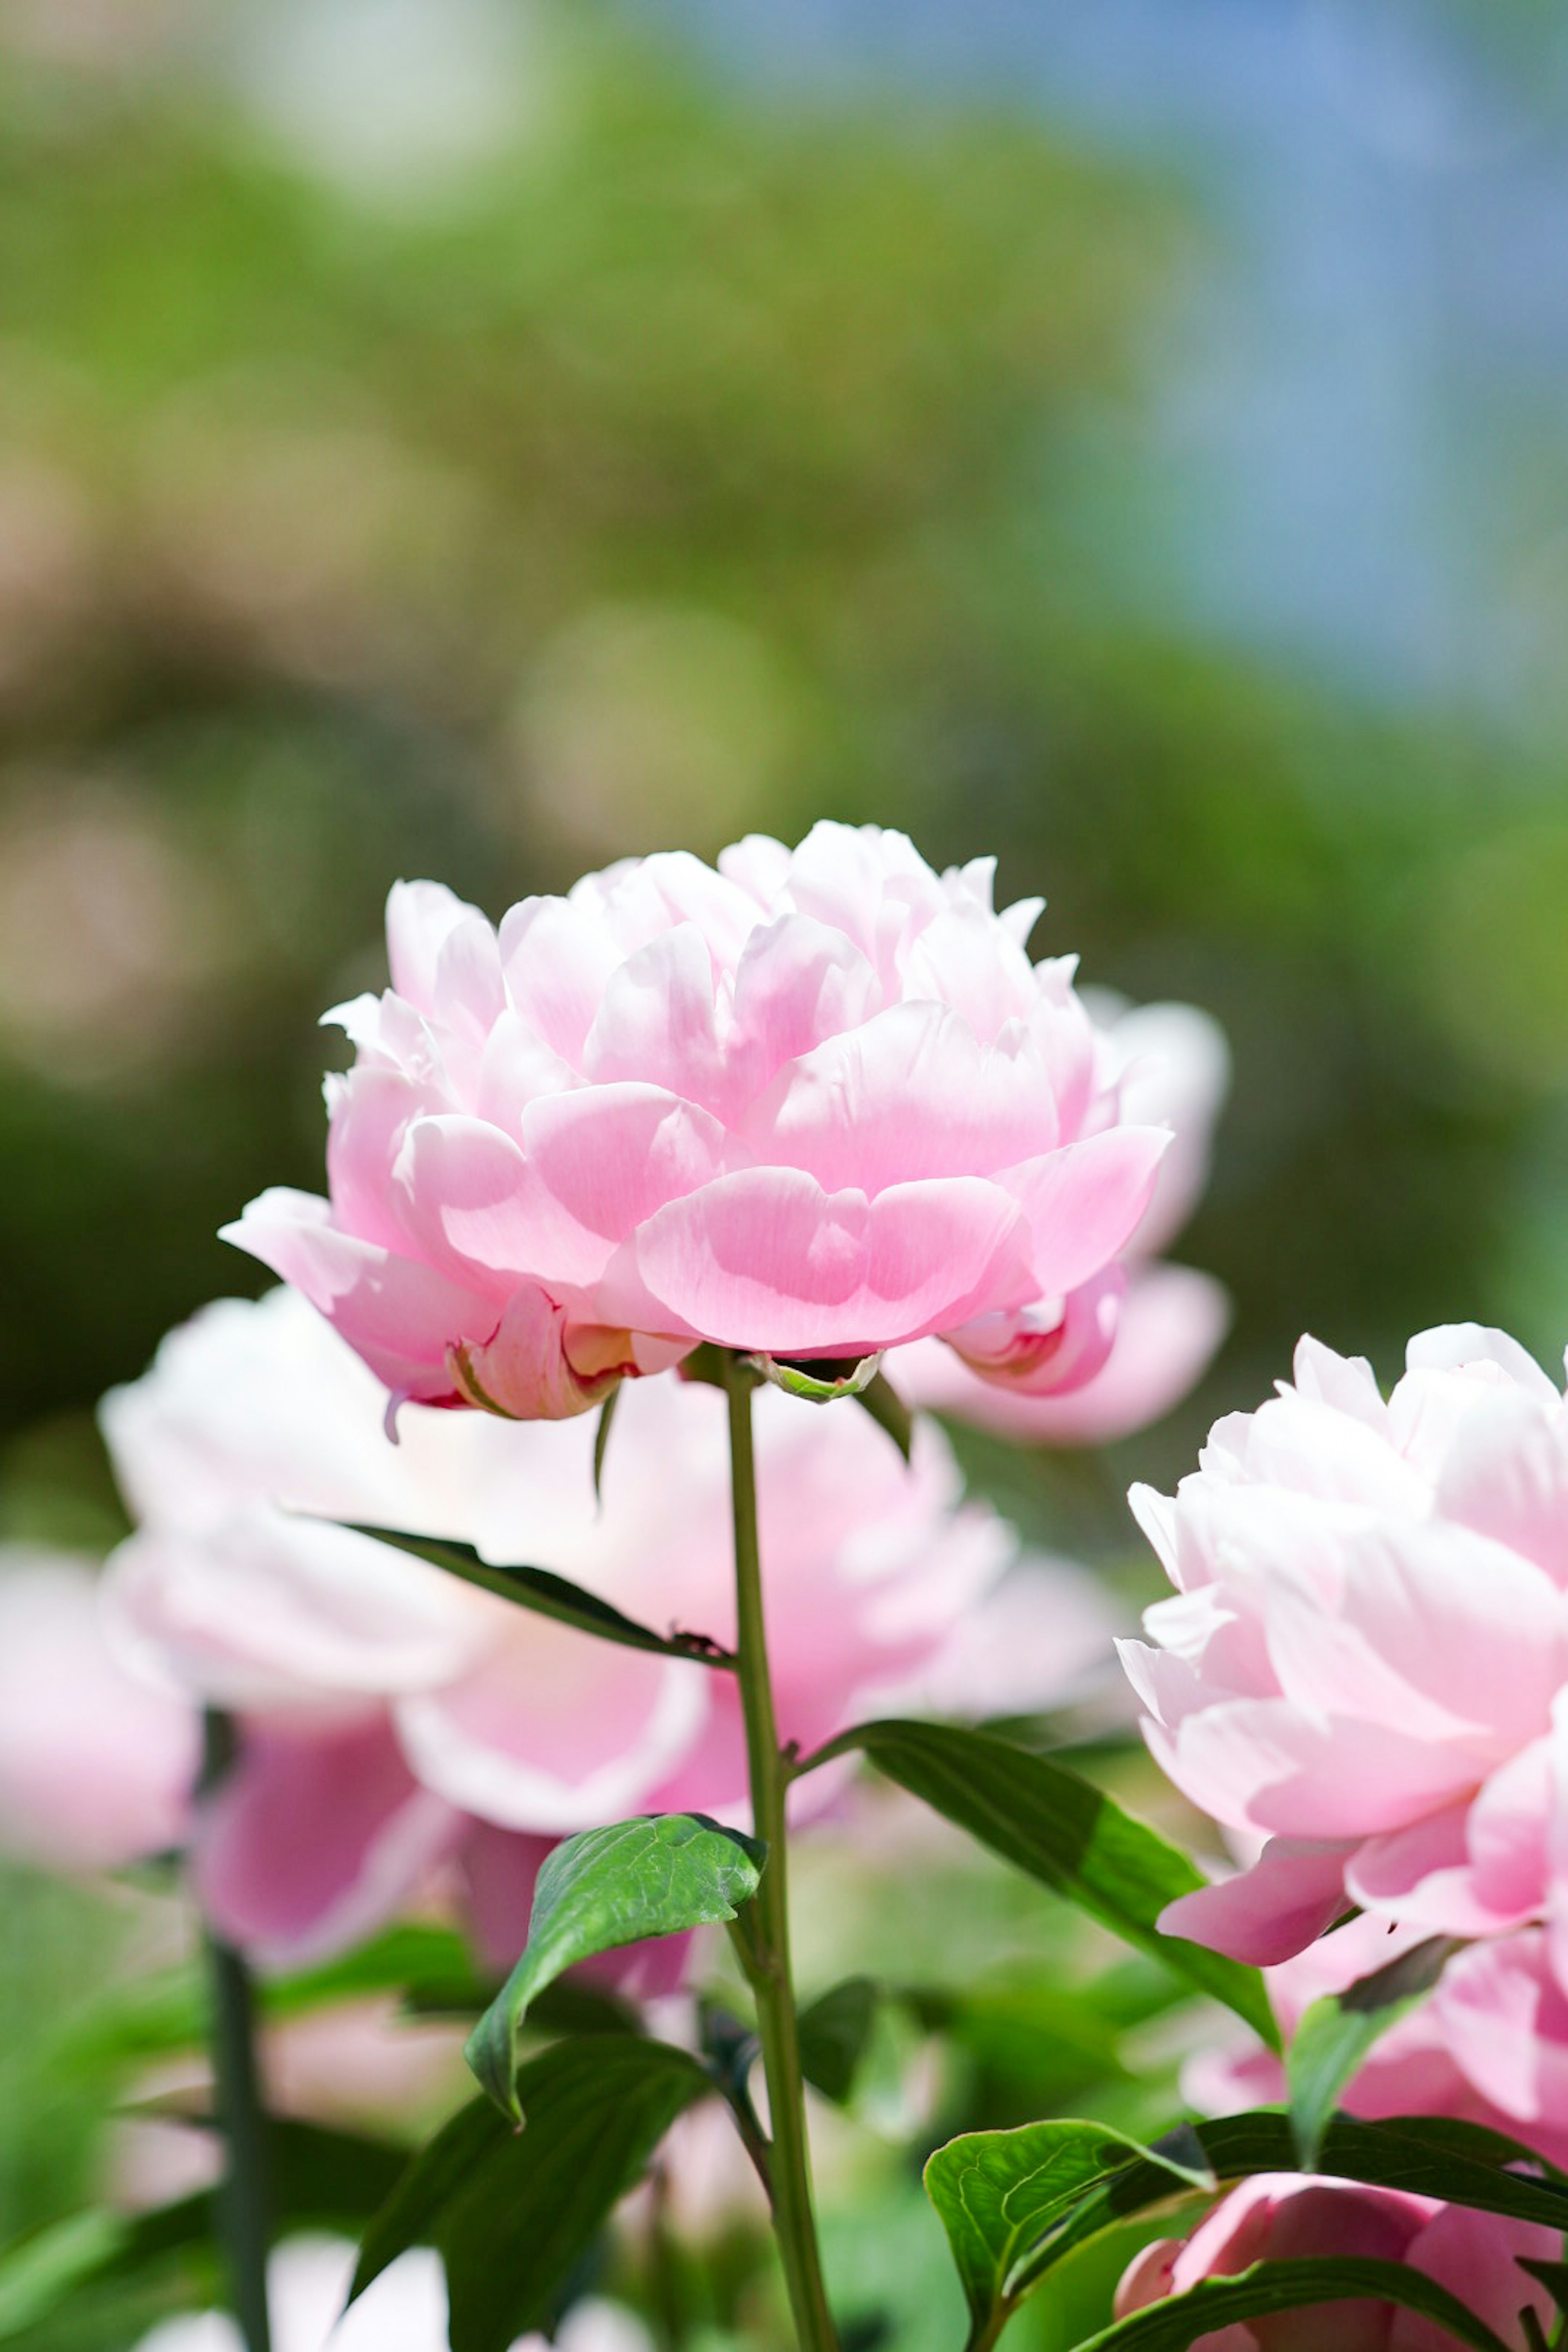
581, 923, 730, 1116
940, 1266, 1124, 1399
393, 1617, 709, 1835
1158, 1835, 1353, 1966
1398, 2201, 1558, 2352
385, 880, 482, 1014
1002, 1126, 1172, 1300
1430, 1931, 1568, 2132
195, 1713, 461, 1968
729, 913, 878, 1094
1099, 1000, 1231, 1257
497, 894, 620, 1069
615, 1167, 1033, 1354
220, 1191, 477, 1403
1346, 1805, 1531, 1940
1434, 1388, 1568, 1586
1404, 1323, 1561, 1403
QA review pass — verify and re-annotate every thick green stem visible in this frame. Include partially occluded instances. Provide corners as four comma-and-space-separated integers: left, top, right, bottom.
721, 1358, 838, 2352
202, 1713, 272, 2352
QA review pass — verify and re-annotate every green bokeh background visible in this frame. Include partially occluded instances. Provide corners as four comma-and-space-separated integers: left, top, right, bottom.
2, 2, 1567, 2341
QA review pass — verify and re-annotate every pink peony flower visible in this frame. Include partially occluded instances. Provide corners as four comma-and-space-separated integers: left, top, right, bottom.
1114, 2174, 1555, 2351
1185, 1913, 1568, 2173
222, 826, 1175, 1421
89, 1286, 1108, 1966
1119, 1324, 1568, 1973
131, 2236, 651, 2352
892, 997, 1231, 1446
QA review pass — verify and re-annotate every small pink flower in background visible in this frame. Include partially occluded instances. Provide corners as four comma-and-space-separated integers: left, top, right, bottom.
1114, 2174, 1555, 2351
222, 825, 1180, 1421
1118, 1323, 1568, 1972
77, 1285, 1112, 1967
893, 997, 1230, 1446
0, 1552, 197, 1870
131, 2236, 651, 2352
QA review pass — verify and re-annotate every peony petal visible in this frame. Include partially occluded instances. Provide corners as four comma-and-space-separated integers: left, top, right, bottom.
1158, 1835, 1354, 1966
1001, 1126, 1172, 1300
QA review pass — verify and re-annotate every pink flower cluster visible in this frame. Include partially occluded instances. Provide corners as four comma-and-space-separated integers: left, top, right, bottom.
0, 1286, 1105, 1971
224, 826, 1197, 1423
1121, 1324, 1568, 1974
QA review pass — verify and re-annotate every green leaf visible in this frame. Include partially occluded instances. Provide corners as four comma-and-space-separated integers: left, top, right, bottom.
798, 1976, 880, 2104
0, 2212, 127, 2340
465, 1815, 764, 2120
855, 1370, 915, 1462
1022, 2109, 1568, 2285
924, 2118, 1212, 2343
811, 1720, 1277, 2047
1520, 2258, 1568, 2316
1288, 1933, 1463, 2167
353, 2040, 712, 2352
336, 1523, 735, 1666
744, 1350, 885, 1402
1070, 2256, 1512, 2352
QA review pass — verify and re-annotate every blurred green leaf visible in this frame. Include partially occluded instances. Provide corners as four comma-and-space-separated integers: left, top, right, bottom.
1287, 1934, 1463, 2169
0, 2212, 125, 2341
465, 1816, 763, 2120
1068, 2258, 1512, 2352
798, 1978, 880, 2106
338, 1524, 735, 1666
353, 2041, 712, 2352
806, 1721, 1277, 2046
923, 2116, 1211, 2347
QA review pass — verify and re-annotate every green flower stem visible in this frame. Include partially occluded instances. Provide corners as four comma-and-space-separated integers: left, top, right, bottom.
720, 1355, 838, 2352
202, 1713, 272, 2352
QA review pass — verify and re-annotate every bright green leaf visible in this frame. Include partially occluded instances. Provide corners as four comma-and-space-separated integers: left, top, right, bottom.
353, 2040, 712, 2352
0, 2212, 127, 2340
810, 1720, 1277, 2046
744, 1350, 884, 1402
1288, 1933, 1463, 2167
924, 2117, 1212, 2344
798, 1977, 880, 2105
336, 1523, 735, 1666
465, 1815, 764, 2120
1069, 2256, 1512, 2352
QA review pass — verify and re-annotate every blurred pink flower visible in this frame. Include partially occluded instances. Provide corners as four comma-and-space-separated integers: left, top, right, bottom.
0, 1551, 197, 1871
1115, 2173, 1555, 2350
1119, 1324, 1568, 1971
223, 826, 1177, 1420
131, 2236, 652, 2352
90, 1286, 1107, 1966
1186, 1913, 1568, 2172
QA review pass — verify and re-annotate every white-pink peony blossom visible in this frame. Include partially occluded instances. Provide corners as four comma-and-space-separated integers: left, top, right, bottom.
89, 1286, 1108, 1966
222, 826, 1179, 1421
1120, 1324, 1568, 1975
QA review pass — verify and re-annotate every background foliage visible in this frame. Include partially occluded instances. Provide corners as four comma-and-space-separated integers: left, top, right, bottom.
4, 1, 1568, 2343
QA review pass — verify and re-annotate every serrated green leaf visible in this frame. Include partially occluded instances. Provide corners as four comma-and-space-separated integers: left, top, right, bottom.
1288, 1933, 1463, 2168
1069, 2256, 1512, 2352
798, 1977, 880, 2104
811, 1719, 1277, 2046
924, 2118, 1212, 2341
465, 1815, 764, 2120
353, 2041, 711, 2352
335, 1523, 735, 1666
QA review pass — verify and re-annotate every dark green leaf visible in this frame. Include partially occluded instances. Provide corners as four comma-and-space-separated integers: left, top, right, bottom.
1288, 1933, 1463, 2167
353, 2040, 712, 2352
798, 1977, 880, 2105
1520, 2258, 1568, 2316
1033, 2109, 1568, 2283
811, 1720, 1276, 2046
336, 1523, 735, 1666
923, 2118, 1212, 2341
1071, 2256, 1512, 2352
855, 1371, 915, 1461
592, 1384, 621, 1503
465, 1815, 764, 2120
